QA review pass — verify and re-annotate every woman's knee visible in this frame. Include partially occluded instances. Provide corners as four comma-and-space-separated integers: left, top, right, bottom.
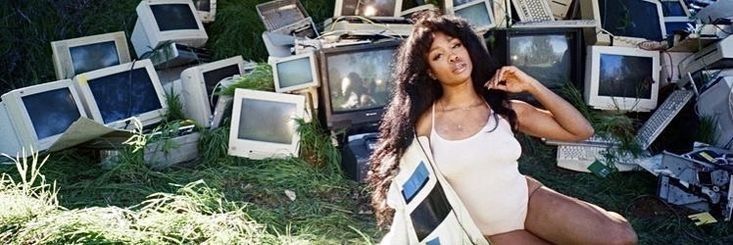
605, 212, 638, 245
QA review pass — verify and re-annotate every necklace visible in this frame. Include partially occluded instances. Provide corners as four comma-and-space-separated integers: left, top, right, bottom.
439, 100, 486, 131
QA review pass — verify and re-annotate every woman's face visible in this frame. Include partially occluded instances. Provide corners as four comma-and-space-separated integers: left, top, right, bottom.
426, 31, 473, 86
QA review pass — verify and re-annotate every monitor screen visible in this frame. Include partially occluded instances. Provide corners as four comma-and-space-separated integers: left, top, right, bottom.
88, 68, 163, 124
598, 54, 653, 99
661, 1, 686, 17
195, 0, 211, 11
22, 88, 81, 140
599, 0, 664, 41
340, 0, 398, 17
203, 64, 240, 110
325, 48, 396, 113
509, 34, 572, 89
151, 4, 200, 31
665, 21, 691, 35
236, 98, 296, 144
276, 56, 314, 90
69, 41, 120, 75
453, 0, 474, 6
455, 2, 492, 29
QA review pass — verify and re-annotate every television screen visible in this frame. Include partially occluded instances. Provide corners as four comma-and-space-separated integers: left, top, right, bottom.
325, 48, 395, 113
661, 1, 686, 17
340, 0, 398, 17
455, 2, 492, 29
88, 68, 163, 124
203, 64, 240, 110
22, 88, 81, 139
69, 41, 120, 75
151, 4, 200, 31
276, 56, 314, 90
599, 0, 664, 41
236, 99, 296, 144
598, 54, 653, 99
509, 34, 572, 89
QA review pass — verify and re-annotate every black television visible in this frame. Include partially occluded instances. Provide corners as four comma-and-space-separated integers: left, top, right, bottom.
487, 28, 584, 96
318, 40, 400, 131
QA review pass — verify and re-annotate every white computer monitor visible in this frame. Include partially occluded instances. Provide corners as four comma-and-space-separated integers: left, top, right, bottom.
453, 0, 495, 34
51, 31, 131, 80
130, 0, 208, 57
228, 89, 306, 160
580, 0, 666, 45
270, 52, 320, 93
180, 56, 245, 127
194, 0, 217, 23
73, 59, 168, 129
584, 46, 660, 112
0, 79, 88, 157
334, 0, 403, 18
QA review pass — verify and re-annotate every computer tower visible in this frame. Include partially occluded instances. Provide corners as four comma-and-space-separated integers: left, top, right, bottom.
341, 132, 379, 183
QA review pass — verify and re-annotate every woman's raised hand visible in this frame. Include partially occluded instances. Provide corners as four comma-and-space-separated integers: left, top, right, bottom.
484, 66, 540, 94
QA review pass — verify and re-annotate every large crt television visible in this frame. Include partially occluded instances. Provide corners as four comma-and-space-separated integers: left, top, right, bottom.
489, 28, 584, 93
318, 40, 400, 130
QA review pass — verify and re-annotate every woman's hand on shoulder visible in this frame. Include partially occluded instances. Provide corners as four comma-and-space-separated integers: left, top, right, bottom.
484, 66, 541, 94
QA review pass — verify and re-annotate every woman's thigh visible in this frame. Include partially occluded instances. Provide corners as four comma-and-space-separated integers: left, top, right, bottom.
523, 177, 636, 244
486, 229, 549, 245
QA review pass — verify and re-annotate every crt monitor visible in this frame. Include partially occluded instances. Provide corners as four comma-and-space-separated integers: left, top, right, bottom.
584, 45, 660, 112
227, 89, 306, 160
73, 59, 168, 130
453, 0, 495, 34
0, 79, 88, 157
598, 0, 667, 41
334, 0, 403, 18
194, 0, 217, 23
489, 28, 584, 93
131, 0, 208, 58
181, 56, 245, 127
318, 40, 400, 130
270, 51, 320, 93
51, 31, 131, 80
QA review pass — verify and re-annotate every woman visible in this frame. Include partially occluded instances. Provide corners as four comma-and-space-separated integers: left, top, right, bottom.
368, 11, 637, 244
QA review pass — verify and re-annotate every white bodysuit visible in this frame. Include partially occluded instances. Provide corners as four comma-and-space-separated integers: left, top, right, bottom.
430, 104, 528, 236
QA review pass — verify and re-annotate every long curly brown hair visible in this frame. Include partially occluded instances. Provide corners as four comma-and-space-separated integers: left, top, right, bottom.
367, 11, 517, 228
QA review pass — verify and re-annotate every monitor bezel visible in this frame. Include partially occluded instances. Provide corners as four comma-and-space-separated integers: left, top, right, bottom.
73, 59, 168, 129
271, 52, 320, 93
582, 0, 667, 45
0, 79, 88, 151
135, 0, 208, 51
333, 0, 404, 19
180, 56, 245, 127
490, 27, 585, 92
318, 40, 400, 130
227, 89, 306, 160
584, 45, 660, 112
453, 0, 495, 33
51, 31, 131, 80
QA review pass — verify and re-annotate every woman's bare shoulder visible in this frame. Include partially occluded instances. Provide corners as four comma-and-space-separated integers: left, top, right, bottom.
415, 110, 432, 137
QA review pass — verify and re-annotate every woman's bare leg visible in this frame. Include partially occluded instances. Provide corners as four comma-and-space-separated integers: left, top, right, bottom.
523, 176, 637, 245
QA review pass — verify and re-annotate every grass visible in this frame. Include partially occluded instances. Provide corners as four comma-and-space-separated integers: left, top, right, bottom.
1, 0, 733, 244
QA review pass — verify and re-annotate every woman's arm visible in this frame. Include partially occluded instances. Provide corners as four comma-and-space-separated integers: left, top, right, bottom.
487, 66, 594, 141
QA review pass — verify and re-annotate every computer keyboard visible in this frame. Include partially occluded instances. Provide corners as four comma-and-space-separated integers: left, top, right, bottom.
511, 0, 554, 22
544, 133, 618, 146
512, 19, 598, 28
635, 90, 694, 150
556, 144, 639, 172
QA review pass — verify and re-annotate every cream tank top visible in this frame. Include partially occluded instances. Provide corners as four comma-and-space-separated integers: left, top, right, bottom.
429, 103, 528, 236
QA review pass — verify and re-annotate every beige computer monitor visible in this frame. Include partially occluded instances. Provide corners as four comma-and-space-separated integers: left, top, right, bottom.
580, 0, 666, 46
180, 56, 245, 127
51, 31, 131, 80
130, 0, 208, 57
